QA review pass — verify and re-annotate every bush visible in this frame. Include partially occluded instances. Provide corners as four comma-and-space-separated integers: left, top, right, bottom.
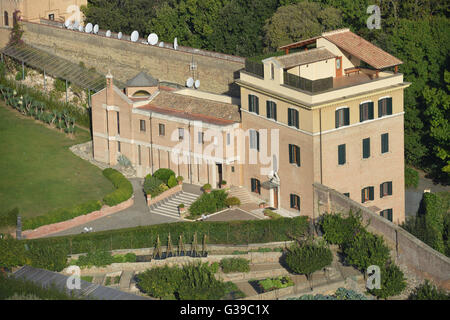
408, 280, 450, 300
27, 245, 68, 272
102, 168, 133, 206
189, 189, 228, 217
257, 276, 293, 292
263, 209, 282, 219
74, 250, 114, 268
202, 183, 212, 191
224, 197, 241, 207
153, 168, 175, 185
143, 175, 165, 197
15, 68, 27, 81
0, 235, 29, 269
54, 78, 67, 92
220, 258, 250, 273
168, 175, 177, 188
0, 207, 18, 228
112, 252, 137, 263
405, 167, 419, 188
343, 231, 391, 273
176, 176, 184, 183
285, 241, 333, 278
368, 264, 407, 299
319, 211, 364, 246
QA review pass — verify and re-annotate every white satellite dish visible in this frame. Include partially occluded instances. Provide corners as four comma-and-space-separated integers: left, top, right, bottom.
131, 31, 139, 42
186, 77, 194, 88
148, 33, 158, 45
85, 23, 93, 33
106, 30, 111, 37
78, 25, 84, 32
64, 20, 71, 28
194, 79, 200, 89
174, 37, 178, 50
93, 24, 99, 34
118, 32, 123, 40
159, 42, 164, 47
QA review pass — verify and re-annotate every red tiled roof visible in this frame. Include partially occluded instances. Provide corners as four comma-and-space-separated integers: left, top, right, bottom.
323, 30, 402, 69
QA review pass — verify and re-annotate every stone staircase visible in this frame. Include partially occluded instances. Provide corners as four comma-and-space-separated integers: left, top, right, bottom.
228, 186, 259, 204
149, 191, 199, 219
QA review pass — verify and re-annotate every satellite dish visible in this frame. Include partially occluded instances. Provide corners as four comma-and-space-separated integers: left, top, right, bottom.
117, 32, 123, 40
64, 20, 71, 28
93, 24, 99, 34
194, 79, 200, 89
78, 25, 84, 32
174, 37, 178, 50
159, 42, 164, 47
131, 31, 139, 42
186, 77, 194, 88
148, 33, 158, 45
106, 30, 111, 37
85, 23, 93, 33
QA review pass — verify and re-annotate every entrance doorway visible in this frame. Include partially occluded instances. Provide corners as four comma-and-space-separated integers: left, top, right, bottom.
216, 163, 222, 188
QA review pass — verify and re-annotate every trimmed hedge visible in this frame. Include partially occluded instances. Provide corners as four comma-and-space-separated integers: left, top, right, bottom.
220, 258, 250, 273
319, 212, 364, 246
24, 216, 309, 255
189, 189, 228, 217
102, 168, 133, 206
153, 168, 176, 185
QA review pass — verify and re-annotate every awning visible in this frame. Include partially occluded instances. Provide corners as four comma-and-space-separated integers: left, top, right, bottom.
261, 180, 279, 190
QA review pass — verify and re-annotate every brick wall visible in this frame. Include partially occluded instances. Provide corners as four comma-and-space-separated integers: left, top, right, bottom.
313, 183, 450, 289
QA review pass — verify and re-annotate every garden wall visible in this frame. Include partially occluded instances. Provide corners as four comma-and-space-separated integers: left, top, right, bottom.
147, 184, 182, 206
313, 183, 450, 289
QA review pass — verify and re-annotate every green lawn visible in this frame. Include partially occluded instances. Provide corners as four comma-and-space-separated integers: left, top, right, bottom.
0, 104, 114, 219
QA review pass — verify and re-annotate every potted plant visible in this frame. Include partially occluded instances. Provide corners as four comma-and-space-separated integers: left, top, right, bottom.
220, 180, 228, 190
259, 202, 266, 209
176, 175, 184, 185
203, 183, 212, 193
178, 203, 186, 216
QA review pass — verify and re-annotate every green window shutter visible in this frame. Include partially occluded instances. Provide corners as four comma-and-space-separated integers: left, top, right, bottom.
296, 146, 301, 166
290, 194, 293, 208
381, 133, 389, 153
255, 97, 259, 114
289, 144, 293, 163
295, 110, 299, 128
344, 108, 349, 125
369, 102, 374, 119
378, 100, 383, 118
369, 186, 374, 200
266, 101, 270, 118
387, 98, 392, 115
363, 138, 370, 158
338, 144, 346, 165
248, 95, 252, 112
288, 109, 292, 126
380, 183, 384, 198
388, 181, 392, 195
335, 110, 340, 128
256, 131, 260, 151
359, 105, 363, 122
273, 104, 277, 121
388, 209, 393, 221
361, 188, 365, 203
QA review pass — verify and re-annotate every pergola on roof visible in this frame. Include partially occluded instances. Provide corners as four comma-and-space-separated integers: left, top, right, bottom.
1, 43, 125, 92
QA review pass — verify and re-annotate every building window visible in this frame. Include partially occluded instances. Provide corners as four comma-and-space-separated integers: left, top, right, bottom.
378, 97, 392, 117
4, 11, 8, 27
362, 138, 370, 159
48, 14, 55, 21
380, 209, 393, 222
289, 144, 300, 167
271, 63, 274, 80
227, 133, 231, 145
159, 123, 165, 136
249, 130, 259, 151
335, 107, 350, 128
290, 194, 300, 211
139, 120, 146, 132
288, 108, 299, 129
117, 141, 121, 152
381, 133, 389, 153
343, 193, 350, 198
380, 181, 393, 198
248, 95, 259, 114
251, 178, 261, 194
338, 144, 346, 165
231, 166, 235, 173
116, 112, 120, 135
178, 128, 184, 141
198, 132, 204, 144
266, 101, 277, 121
361, 186, 374, 203
359, 101, 374, 122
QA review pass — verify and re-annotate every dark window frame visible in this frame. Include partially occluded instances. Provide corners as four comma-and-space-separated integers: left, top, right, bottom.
380, 181, 393, 198
266, 101, 277, 121
359, 101, 374, 122
338, 144, 346, 165
251, 178, 261, 194
335, 107, 350, 128
288, 108, 299, 129
248, 94, 259, 114
249, 130, 259, 151
362, 138, 370, 159
139, 119, 146, 132
361, 186, 374, 203
378, 97, 393, 117
178, 128, 184, 141
381, 133, 389, 154
290, 194, 300, 211
289, 144, 300, 167
158, 123, 165, 136
380, 209, 393, 222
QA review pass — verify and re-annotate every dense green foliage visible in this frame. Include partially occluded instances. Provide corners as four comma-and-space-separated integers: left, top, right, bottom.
263, 209, 282, 220
319, 212, 364, 246
25, 217, 309, 254
0, 207, 18, 228
136, 262, 243, 300
224, 196, 241, 207
291, 287, 369, 300
408, 280, 450, 300
26, 245, 68, 272
284, 241, 333, 277
188, 189, 228, 217
368, 263, 407, 299
257, 276, 293, 292
152, 168, 176, 185
71, 251, 137, 268
405, 167, 419, 188
219, 257, 250, 273
143, 175, 165, 197
0, 235, 29, 269
102, 168, 133, 206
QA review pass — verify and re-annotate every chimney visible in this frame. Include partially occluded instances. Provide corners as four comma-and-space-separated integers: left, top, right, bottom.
106, 70, 114, 106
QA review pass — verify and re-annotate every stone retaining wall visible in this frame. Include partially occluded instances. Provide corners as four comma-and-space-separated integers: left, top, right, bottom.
20, 197, 134, 239
147, 184, 182, 206
313, 182, 450, 290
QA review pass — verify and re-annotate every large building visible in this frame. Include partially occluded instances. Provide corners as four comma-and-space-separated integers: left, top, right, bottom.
1, 0, 87, 26
92, 29, 410, 224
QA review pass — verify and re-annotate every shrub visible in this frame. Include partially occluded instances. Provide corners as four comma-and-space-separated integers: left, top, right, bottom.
220, 258, 250, 273
168, 175, 177, 188
408, 280, 450, 300
319, 211, 364, 246
257, 276, 294, 292
225, 197, 241, 207
419, 192, 445, 254
209, 262, 220, 273
74, 250, 114, 268
368, 264, 407, 299
0, 235, 29, 269
220, 180, 227, 186
176, 176, 184, 183
0, 207, 18, 228
285, 241, 333, 278
143, 175, 165, 197
189, 190, 228, 217
178, 203, 185, 208
27, 244, 69, 271
54, 78, 67, 92
263, 209, 282, 219
153, 168, 175, 184
112, 252, 137, 263
405, 167, 419, 188
102, 168, 133, 206
203, 183, 212, 191
343, 231, 391, 273
15, 68, 27, 81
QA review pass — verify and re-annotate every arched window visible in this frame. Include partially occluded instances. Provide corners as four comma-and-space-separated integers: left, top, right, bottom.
4, 11, 9, 26
132, 90, 151, 97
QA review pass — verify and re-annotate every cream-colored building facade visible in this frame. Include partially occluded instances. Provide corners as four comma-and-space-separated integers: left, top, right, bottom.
1, 0, 86, 26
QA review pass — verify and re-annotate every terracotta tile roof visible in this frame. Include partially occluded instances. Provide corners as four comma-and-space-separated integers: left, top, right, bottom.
322, 30, 403, 69
274, 47, 336, 69
136, 90, 240, 126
